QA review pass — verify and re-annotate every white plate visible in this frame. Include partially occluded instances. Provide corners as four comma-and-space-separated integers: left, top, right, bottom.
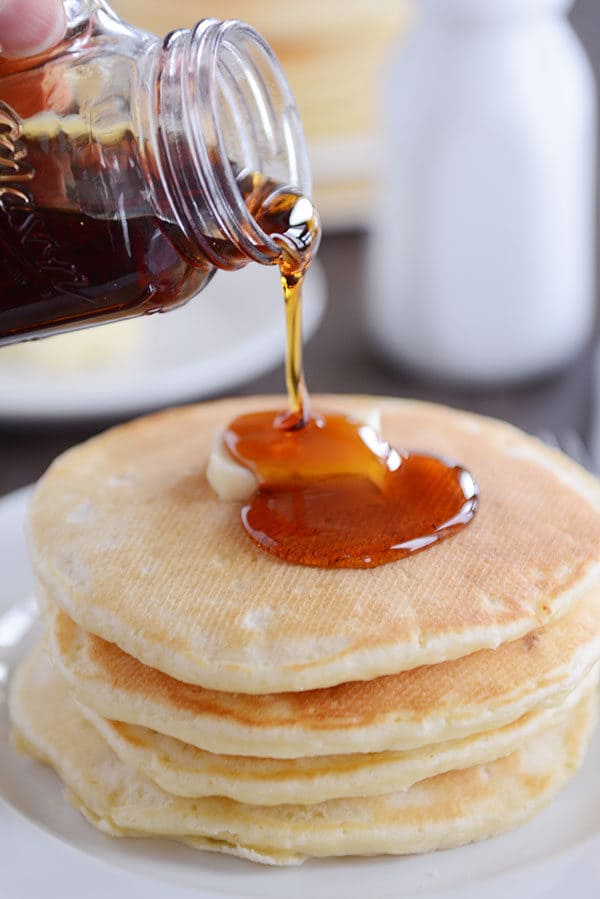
1, 486, 600, 899
0, 261, 326, 421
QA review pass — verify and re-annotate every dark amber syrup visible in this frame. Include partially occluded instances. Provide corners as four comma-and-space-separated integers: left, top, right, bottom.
225, 411, 478, 568
223, 192, 479, 569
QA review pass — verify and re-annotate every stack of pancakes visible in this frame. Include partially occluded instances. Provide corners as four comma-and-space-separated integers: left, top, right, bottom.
10, 396, 600, 865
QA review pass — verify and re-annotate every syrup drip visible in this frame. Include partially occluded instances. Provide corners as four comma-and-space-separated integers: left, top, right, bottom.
246, 179, 318, 423
222, 187, 479, 569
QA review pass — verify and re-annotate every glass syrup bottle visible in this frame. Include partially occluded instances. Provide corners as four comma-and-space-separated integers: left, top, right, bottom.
0, 0, 312, 345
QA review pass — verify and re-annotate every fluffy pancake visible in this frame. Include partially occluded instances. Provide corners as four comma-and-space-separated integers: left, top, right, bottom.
29, 396, 600, 693
50, 589, 600, 757
82, 669, 597, 805
11, 641, 597, 866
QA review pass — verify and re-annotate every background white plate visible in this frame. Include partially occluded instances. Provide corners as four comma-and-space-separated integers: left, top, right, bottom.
0, 261, 326, 421
1, 486, 600, 899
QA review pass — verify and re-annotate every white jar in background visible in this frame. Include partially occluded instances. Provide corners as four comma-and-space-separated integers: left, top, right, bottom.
365, 0, 597, 384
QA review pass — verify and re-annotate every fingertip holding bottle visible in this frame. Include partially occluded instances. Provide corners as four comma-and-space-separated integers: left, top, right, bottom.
0, 0, 66, 59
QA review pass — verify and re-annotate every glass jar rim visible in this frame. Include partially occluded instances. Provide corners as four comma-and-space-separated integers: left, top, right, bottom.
205, 18, 312, 263
142, 17, 312, 268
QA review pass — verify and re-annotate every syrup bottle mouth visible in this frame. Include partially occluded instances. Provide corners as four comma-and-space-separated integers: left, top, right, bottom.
241, 180, 322, 270
152, 18, 313, 269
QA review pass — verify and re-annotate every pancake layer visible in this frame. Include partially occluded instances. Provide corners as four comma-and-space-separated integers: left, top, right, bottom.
83, 670, 597, 805
28, 396, 600, 693
50, 588, 600, 757
10, 642, 597, 866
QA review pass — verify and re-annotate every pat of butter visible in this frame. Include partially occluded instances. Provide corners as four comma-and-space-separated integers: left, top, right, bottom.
207, 406, 381, 502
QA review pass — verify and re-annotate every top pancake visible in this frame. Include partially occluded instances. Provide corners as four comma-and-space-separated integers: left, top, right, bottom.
28, 395, 600, 693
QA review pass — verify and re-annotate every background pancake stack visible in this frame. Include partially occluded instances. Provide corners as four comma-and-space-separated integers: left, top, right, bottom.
111, 0, 412, 228
10, 396, 600, 864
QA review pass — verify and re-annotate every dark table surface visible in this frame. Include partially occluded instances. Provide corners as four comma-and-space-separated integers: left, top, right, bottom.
1, 0, 599, 497
0, 230, 597, 498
